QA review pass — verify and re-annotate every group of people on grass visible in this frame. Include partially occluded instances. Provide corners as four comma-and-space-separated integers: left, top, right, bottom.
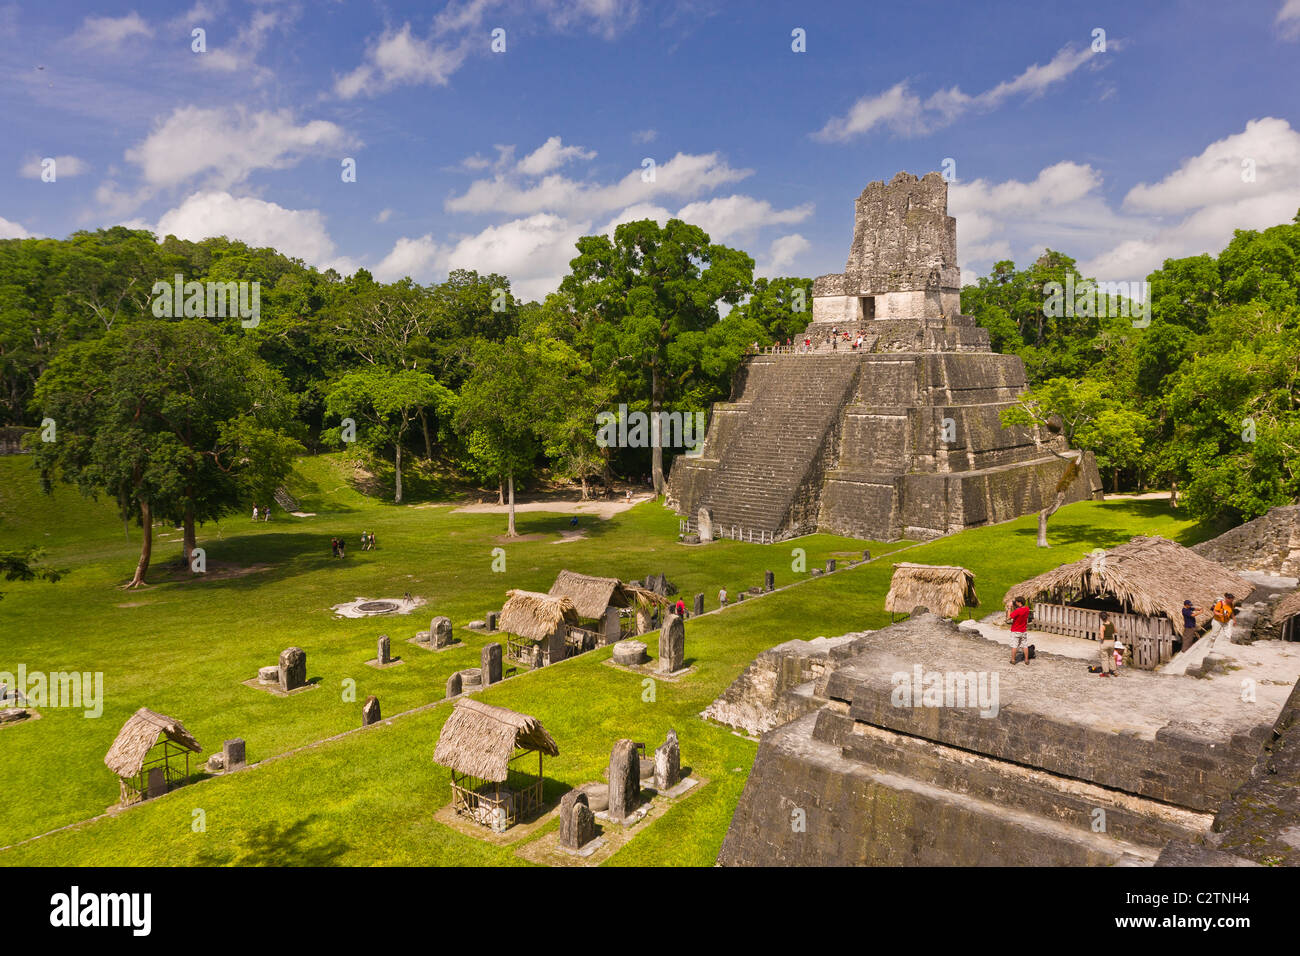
1007, 591, 1240, 676
250, 504, 271, 521
329, 531, 378, 559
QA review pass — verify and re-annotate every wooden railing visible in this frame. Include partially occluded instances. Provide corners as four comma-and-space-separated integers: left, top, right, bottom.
1029, 603, 1176, 670
680, 518, 776, 544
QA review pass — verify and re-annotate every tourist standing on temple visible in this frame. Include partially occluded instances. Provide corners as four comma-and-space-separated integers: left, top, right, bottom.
1210, 593, 1236, 640
1098, 611, 1117, 675
1181, 599, 1201, 650
1008, 597, 1032, 664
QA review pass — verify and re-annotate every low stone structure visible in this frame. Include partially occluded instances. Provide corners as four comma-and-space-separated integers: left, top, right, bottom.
481, 643, 502, 686
377, 634, 392, 665
654, 730, 680, 791
445, 672, 462, 698
1192, 504, 1300, 577
607, 739, 640, 823
611, 640, 647, 667
718, 614, 1300, 866
362, 695, 381, 726
432, 616, 454, 647
659, 614, 685, 673
559, 790, 597, 849
701, 632, 870, 737
223, 738, 246, 771
278, 647, 307, 692
257, 665, 279, 684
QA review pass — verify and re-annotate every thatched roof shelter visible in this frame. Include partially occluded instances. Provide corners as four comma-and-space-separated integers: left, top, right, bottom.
548, 570, 667, 619
498, 589, 579, 640
104, 707, 202, 779
433, 698, 559, 783
1272, 589, 1300, 624
1003, 536, 1254, 627
885, 563, 979, 618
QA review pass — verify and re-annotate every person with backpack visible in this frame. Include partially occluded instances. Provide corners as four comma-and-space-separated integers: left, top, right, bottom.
1098, 611, 1117, 676
1008, 597, 1032, 664
1181, 599, 1201, 651
718, 587, 728, 607
1210, 593, 1236, 641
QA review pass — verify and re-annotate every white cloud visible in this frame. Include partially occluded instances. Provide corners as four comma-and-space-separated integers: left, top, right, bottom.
674, 195, 812, 243
760, 234, 811, 276
632, 128, 657, 143
334, 23, 470, 99
1084, 118, 1300, 278
374, 213, 592, 301
198, 7, 293, 77
375, 208, 393, 223
69, 12, 152, 51
516, 137, 596, 176
1279, 0, 1300, 40
124, 106, 352, 191
446, 150, 752, 218
0, 215, 33, 239
950, 161, 1142, 277
19, 154, 89, 178
948, 119, 1300, 283
541, 0, 640, 39
815, 45, 1100, 141
153, 191, 356, 273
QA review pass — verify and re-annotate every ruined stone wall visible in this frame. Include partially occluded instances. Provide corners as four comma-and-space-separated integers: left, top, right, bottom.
1191, 505, 1300, 577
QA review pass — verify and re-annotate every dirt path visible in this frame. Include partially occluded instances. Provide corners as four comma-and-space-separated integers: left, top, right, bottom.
451, 492, 657, 520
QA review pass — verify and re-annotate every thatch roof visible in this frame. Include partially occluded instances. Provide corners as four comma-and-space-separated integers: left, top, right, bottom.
433, 698, 559, 782
104, 708, 201, 778
549, 570, 631, 618
1003, 536, 1254, 626
1272, 589, 1300, 624
498, 589, 579, 640
884, 563, 979, 618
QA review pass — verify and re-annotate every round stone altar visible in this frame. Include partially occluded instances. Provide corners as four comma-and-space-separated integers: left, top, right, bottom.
612, 640, 648, 666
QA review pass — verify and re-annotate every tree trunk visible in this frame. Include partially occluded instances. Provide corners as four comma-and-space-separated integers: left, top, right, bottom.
394, 442, 403, 504
128, 500, 153, 588
497, 479, 504, 505
601, 446, 612, 488
1113, 466, 1119, 495
651, 363, 664, 496
1036, 492, 1065, 547
183, 507, 197, 573
507, 469, 516, 537
580, 475, 589, 501
1170, 480, 1179, 509
419, 408, 433, 459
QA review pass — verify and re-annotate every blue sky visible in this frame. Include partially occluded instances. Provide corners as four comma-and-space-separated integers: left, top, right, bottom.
3, 0, 1300, 300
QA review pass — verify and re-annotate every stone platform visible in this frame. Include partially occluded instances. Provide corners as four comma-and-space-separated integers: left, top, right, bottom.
717, 614, 1300, 866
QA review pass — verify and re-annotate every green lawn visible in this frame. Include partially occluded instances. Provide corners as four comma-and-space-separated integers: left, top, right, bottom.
0, 453, 1213, 865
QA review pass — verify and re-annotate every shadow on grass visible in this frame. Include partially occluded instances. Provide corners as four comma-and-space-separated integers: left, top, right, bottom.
194, 815, 350, 866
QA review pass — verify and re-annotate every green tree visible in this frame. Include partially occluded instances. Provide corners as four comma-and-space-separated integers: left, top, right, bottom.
323, 368, 454, 504
561, 219, 752, 494
1001, 377, 1115, 546
30, 320, 302, 586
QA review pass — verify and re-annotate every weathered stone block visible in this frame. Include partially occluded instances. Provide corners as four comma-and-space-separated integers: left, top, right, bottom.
278, 646, 306, 692
608, 739, 639, 822
362, 695, 381, 726
480, 643, 502, 685
654, 729, 680, 790
612, 640, 647, 666
559, 790, 596, 849
223, 738, 246, 771
659, 613, 685, 673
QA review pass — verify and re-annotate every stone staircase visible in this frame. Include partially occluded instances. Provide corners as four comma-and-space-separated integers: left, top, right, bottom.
692, 354, 861, 537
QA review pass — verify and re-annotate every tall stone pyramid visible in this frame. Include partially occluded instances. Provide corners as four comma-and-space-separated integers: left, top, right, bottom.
666, 171, 1102, 542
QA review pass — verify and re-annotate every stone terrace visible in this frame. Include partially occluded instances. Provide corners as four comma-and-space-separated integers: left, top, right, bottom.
718, 614, 1300, 866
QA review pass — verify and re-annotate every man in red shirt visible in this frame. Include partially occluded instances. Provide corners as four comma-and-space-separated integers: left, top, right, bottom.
1008, 598, 1032, 664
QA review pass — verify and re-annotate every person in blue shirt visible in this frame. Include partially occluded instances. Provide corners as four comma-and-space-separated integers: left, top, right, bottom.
1181, 599, 1202, 651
